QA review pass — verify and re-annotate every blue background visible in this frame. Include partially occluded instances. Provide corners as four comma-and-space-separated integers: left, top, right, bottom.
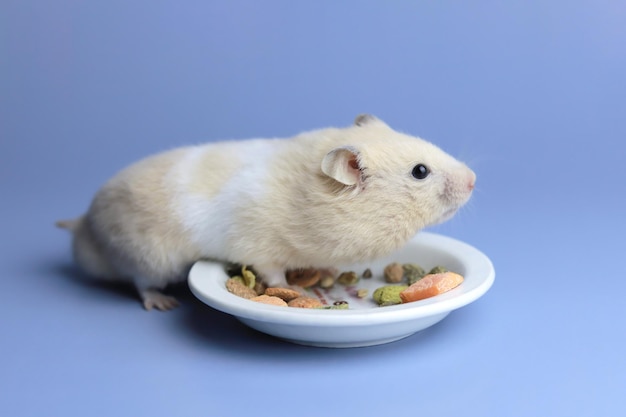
2, 1, 625, 416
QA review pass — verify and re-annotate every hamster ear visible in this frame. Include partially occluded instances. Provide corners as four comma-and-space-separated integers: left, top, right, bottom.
321, 146, 361, 186
354, 114, 387, 127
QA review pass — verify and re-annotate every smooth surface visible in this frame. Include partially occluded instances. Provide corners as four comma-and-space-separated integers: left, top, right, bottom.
189, 232, 495, 347
2, 1, 625, 416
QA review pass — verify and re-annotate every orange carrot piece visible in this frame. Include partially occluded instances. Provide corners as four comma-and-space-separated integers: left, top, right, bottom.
399, 272, 464, 303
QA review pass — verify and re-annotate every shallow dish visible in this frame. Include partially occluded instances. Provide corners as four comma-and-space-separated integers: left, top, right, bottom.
188, 232, 495, 348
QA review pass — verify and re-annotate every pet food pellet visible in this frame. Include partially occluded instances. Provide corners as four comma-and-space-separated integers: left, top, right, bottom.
286, 268, 321, 288
383, 262, 404, 283
250, 294, 288, 306
287, 296, 323, 308
400, 272, 463, 303
373, 285, 409, 306
337, 271, 359, 285
356, 288, 369, 298
226, 277, 258, 299
403, 263, 426, 285
319, 275, 335, 289
265, 287, 302, 302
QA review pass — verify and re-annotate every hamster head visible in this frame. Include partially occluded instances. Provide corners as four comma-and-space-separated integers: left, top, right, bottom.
223, 114, 475, 271
320, 115, 475, 245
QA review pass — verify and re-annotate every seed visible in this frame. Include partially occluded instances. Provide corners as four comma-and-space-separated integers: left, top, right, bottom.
337, 271, 359, 285
384, 262, 404, 283
319, 275, 335, 289
362, 268, 373, 278
356, 288, 369, 298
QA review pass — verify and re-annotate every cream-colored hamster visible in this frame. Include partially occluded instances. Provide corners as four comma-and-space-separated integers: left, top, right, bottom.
57, 114, 475, 311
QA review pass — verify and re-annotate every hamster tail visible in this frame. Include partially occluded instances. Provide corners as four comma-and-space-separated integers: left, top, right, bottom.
55, 217, 82, 232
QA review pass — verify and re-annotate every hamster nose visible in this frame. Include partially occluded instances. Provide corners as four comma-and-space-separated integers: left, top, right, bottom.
467, 170, 476, 191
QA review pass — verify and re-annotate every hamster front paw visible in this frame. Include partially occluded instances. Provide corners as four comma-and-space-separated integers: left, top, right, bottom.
253, 265, 288, 288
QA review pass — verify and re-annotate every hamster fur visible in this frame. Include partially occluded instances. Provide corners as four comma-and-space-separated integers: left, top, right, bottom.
57, 114, 476, 311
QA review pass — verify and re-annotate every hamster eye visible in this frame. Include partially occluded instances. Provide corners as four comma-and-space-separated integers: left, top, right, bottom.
411, 164, 430, 180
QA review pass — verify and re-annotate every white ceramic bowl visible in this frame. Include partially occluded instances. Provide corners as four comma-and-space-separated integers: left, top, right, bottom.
188, 232, 495, 348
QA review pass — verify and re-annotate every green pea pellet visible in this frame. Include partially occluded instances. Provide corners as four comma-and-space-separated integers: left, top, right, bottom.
373, 285, 409, 306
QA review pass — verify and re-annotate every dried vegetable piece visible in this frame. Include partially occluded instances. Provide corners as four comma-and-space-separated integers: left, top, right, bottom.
372, 285, 409, 306
402, 263, 426, 285
399, 272, 464, 303
241, 266, 256, 288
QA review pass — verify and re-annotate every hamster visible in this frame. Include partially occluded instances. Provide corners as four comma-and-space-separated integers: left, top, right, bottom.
57, 114, 476, 311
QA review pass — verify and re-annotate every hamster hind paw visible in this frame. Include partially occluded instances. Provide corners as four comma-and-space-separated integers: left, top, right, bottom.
140, 289, 180, 311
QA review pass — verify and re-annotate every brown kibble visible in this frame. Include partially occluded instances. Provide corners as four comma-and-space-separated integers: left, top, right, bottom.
337, 271, 359, 285
251, 294, 289, 307
226, 277, 258, 299
384, 262, 404, 283
286, 268, 321, 288
253, 280, 267, 296
287, 296, 323, 308
265, 287, 302, 302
